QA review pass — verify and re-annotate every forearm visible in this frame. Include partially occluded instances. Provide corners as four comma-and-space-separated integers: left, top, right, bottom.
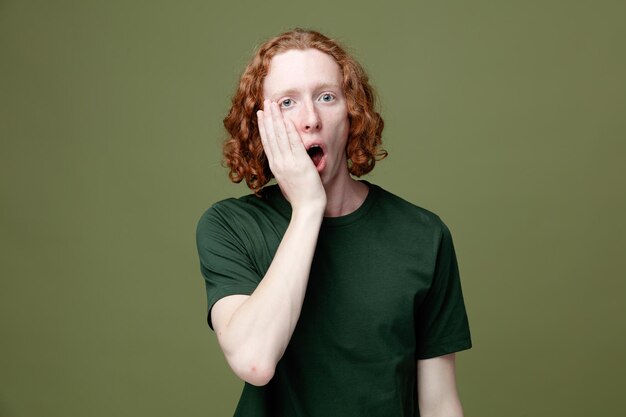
418, 399, 464, 417
219, 206, 323, 384
417, 354, 464, 417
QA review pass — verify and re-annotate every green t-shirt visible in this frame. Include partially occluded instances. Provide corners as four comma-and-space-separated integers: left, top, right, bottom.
196, 182, 471, 416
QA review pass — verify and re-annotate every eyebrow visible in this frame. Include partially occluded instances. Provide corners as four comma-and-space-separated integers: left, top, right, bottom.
270, 83, 342, 100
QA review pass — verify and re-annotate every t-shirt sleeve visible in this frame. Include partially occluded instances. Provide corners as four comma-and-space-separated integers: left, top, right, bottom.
415, 220, 472, 359
195, 203, 261, 330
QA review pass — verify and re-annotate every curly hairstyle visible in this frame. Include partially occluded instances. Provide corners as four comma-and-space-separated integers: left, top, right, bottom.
222, 28, 387, 193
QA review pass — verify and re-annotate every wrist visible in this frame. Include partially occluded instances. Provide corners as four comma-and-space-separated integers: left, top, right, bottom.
291, 202, 325, 223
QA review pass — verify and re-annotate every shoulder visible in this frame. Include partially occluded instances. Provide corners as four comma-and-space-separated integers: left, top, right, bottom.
196, 185, 288, 246
197, 185, 280, 227
370, 183, 448, 237
196, 197, 249, 237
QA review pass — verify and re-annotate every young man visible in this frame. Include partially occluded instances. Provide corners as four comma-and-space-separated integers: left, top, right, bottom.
196, 28, 472, 416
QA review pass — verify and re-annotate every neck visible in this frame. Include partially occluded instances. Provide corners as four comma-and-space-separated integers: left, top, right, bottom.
323, 175, 369, 217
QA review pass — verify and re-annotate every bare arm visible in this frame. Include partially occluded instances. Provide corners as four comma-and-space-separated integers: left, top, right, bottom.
417, 353, 464, 417
211, 100, 326, 386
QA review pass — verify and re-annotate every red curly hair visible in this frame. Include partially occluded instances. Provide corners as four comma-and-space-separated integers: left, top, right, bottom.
223, 28, 387, 193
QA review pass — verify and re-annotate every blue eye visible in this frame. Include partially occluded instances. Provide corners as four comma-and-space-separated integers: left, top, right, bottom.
280, 98, 294, 108
320, 93, 334, 102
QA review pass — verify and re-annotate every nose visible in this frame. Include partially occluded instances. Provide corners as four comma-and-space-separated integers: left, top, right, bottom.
299, 102, 321, 133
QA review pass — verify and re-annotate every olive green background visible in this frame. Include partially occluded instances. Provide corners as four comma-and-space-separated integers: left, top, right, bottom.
1, 0, 625, 416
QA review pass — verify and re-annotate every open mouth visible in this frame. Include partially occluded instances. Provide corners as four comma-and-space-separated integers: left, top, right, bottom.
306, 145, 324, 167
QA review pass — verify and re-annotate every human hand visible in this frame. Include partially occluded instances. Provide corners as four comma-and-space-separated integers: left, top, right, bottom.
257, 100, 326, 213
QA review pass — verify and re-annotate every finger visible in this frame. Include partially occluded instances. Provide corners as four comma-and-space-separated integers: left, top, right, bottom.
263, 100, 283, 158
284, 117, 307, 157
256, 110, 274, 162
270, 101, 292, 152
261, 101, 282, 160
